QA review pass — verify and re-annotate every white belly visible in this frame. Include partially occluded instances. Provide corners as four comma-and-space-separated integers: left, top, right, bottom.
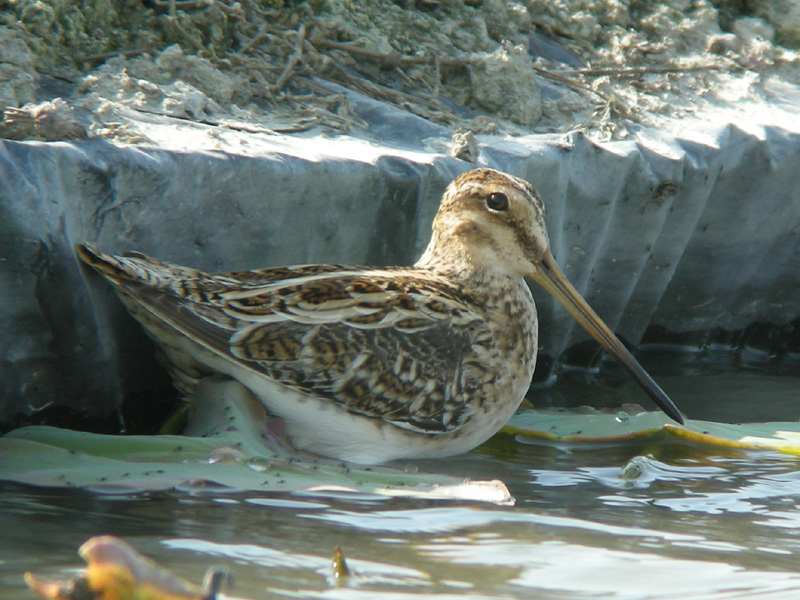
155, 332, 523, 464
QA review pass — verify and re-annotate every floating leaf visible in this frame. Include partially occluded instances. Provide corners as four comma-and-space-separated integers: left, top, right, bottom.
0, 380, 513, 504
504, 409, 800, 455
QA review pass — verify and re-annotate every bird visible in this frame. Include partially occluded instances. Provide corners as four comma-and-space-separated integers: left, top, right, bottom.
77, 168, 683, 464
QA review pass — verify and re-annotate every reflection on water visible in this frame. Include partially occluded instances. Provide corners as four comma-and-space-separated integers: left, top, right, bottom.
4, 366, 800, 599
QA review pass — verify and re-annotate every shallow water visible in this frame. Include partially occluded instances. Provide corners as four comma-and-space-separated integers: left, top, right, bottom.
4, 361, 800, 600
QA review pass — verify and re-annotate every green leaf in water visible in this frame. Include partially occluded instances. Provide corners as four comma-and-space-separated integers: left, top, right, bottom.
0, 380, 513, 504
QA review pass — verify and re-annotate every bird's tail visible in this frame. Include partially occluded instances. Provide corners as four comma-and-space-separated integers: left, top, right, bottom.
75, 243, 203, 289
76, 242, 217, 414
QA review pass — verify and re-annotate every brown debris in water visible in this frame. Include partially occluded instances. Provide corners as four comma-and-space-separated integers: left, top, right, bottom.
25, 535, 229, 600
331, 546, 352, 584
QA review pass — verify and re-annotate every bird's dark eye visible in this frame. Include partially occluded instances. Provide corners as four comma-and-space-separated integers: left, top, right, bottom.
485, 192, 509, 212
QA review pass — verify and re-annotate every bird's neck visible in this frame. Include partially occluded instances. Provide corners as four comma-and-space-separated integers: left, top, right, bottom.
415, 228, 522, 296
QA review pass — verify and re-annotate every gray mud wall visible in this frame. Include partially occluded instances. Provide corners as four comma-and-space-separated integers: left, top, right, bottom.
3, 112, 800, 428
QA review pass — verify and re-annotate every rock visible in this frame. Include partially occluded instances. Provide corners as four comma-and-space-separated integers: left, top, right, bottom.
448, 128, 478, 161
470, 42, 542, 127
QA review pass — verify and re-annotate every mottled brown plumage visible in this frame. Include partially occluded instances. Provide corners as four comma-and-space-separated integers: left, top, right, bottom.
77, 168, 681, 464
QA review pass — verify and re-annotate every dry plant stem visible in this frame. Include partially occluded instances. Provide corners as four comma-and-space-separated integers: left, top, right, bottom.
323, 55, 458, 120
432, 54, 441, 99
528, 64, 635, 118
272, 23, 307, 93
554, 64, 729, 78
165, 15, 207, 54
394, 66, 421, 91
237, 21, 269, 56
250, 67, 273, 92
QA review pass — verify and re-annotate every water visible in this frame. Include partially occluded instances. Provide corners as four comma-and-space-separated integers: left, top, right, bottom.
3, 362, 800, 599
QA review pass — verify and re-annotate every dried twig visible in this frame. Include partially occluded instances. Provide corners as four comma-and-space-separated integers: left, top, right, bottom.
236, 21, 269, 56
272, 23, 307, 94
552, 64, 729, 78
164, 15, 207, 54
432, 54, 441, 99
320, 52, 459, 122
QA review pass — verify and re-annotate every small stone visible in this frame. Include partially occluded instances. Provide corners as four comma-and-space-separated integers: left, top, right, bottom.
448, 128, 478, 162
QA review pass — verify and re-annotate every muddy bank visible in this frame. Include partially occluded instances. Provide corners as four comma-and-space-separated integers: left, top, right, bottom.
3, 1, 800, 142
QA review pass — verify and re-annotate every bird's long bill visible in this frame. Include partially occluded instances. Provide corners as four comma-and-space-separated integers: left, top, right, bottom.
530, 250, 684, 424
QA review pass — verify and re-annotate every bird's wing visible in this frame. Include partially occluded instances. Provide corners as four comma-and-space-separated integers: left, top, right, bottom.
80, 245, 490, 433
